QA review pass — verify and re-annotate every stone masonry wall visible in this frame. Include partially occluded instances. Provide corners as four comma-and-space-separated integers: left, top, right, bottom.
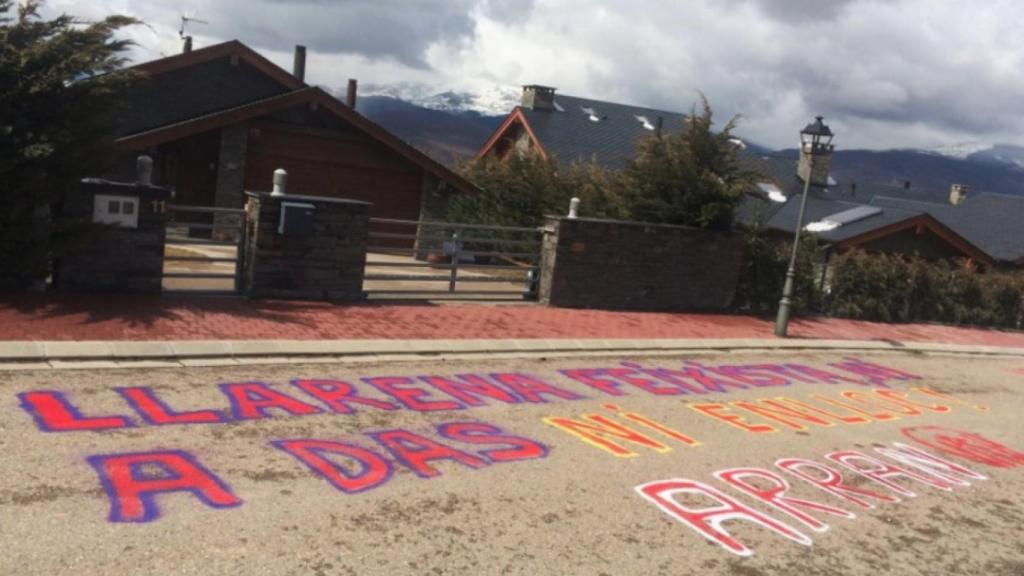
539, 216, 746, 311
243, 192, 369, 301
213, 123, 249, 239
414, 173, 457, 259
55, 180, 171, 293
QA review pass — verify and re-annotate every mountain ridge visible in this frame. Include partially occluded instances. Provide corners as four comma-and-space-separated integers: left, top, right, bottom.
350, 82, 1024, 197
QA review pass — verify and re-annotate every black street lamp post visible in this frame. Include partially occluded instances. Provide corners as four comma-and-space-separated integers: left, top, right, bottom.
775, 116, 834, 337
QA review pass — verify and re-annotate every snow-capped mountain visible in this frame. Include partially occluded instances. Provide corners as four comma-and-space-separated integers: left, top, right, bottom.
338, 82, 1024, 197
926, 142, 993, 160
921, 142, 1024, 168
358, 82, 520, 116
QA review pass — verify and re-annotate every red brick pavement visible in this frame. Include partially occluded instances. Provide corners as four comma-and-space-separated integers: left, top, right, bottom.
1, 294, 1024, 347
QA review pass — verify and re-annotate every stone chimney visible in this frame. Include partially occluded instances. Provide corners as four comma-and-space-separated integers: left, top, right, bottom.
293, 45, 307, 82
521, 85, 557, 111
950, 183, 969, 205
797, 136, 835, 188
346, 79, 358, 108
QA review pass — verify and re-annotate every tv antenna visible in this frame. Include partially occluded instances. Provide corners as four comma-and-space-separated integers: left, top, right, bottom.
179, 13, 208, 53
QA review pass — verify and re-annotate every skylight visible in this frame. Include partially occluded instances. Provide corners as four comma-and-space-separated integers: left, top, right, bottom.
553, 100, 565, 112
635, 115, 656, 130
805, 221, 840, 233
823, 205, 882, 225
805, 205, 882, 233
729, 137, 747, 149
827, 175, 838, 187
756, 182, 787, 203
580, 106, 601, 122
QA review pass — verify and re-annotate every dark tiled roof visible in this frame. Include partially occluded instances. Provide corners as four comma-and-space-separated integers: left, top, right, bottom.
871, 193, 1024, 263
516, 91, 1020, 263
737, 152, 800, 194
519, 94, 688, 169
115, 42, 478, 194
734, 152, 988, 251
763, 196, 921, 243
118, 54, 293, 136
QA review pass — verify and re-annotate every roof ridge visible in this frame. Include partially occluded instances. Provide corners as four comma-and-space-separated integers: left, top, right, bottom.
553, 93, 687, 116
871, 195, 951, 207
970, 191, 1024, 201
131, 39, 305, 92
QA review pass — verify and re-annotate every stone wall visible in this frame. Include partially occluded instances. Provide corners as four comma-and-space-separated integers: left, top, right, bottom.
797, 143, 833, 188
414, 173, 458, 259
539, 217, 746, 311
242, 192, 369, 301
55, 180, 171, 293
213, 123, 249, 239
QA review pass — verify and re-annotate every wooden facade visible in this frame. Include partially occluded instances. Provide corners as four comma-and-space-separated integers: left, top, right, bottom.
110, 41, 473, 226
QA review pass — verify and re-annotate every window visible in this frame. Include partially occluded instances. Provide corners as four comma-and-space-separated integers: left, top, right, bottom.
108, 200, 121, 214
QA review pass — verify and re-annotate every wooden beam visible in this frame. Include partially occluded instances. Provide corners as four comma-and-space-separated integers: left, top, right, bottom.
476, 108, 548, 161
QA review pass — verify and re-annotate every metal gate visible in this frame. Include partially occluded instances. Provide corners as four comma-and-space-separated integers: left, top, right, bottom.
162, 205, 247, 295
364, 218, 542, 300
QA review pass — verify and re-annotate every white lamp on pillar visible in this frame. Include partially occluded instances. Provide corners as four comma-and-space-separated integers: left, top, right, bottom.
272, 169, 288, 197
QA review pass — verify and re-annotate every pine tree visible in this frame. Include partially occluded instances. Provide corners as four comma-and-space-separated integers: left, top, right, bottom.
0, 1, 138, 289
452, 154, 624, 227
619, 95, 753, 230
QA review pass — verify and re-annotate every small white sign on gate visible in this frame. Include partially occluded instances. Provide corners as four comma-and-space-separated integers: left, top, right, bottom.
93, 195, 140, 228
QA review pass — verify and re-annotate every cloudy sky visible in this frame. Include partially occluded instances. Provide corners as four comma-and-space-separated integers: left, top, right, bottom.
43, 0, 1024, 150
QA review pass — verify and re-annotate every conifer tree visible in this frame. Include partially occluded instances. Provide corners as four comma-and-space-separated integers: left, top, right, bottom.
619, 95, 752, 230
0, 1, 138, 289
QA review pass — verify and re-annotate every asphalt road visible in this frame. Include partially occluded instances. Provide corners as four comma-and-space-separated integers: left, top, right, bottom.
2, 351, 1023, 575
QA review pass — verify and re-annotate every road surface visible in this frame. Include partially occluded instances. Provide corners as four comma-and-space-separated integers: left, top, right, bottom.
2, 350, 1023, 575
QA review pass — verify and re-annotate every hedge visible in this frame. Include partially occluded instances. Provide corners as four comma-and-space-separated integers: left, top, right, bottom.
736, 238, 1024, 330
828, 250, 1024, 329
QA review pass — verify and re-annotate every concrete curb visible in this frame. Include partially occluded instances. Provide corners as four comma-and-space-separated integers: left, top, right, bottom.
0, 338, 1022, 370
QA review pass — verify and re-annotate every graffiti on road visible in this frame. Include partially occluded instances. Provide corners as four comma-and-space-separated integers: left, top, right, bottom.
12, 356, 1020, 535
634, 429, 1016, 557
543, 386, 979, 458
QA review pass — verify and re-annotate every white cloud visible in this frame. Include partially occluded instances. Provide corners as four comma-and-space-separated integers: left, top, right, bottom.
34, 0, 1024, 149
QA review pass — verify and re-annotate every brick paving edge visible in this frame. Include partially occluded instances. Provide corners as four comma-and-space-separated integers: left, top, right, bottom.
0, 338, 1021, 370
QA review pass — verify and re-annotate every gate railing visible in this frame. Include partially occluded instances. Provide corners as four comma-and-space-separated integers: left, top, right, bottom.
364, 218, 542, 299
163, 205, 247, 294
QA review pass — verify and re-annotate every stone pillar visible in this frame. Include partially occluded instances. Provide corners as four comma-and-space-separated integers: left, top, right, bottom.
213, 123, 248, 240
797, 141, 834, 188
539, 216, 746, 311
242, 192, 370, 301
55, 180, 172, 293
413, 173, 452, 260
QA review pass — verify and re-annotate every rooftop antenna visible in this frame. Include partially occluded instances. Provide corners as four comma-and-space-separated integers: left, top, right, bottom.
179, 13, 208, 53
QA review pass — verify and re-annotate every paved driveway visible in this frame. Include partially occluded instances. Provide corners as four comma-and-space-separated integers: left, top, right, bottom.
2, 351, 1023, 575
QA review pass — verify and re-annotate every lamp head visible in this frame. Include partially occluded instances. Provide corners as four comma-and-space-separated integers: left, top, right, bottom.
801, 116, 834, 149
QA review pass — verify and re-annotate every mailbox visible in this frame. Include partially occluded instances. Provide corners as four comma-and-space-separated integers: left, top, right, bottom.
93, 194, 140, 228
279, 201, 315, 236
